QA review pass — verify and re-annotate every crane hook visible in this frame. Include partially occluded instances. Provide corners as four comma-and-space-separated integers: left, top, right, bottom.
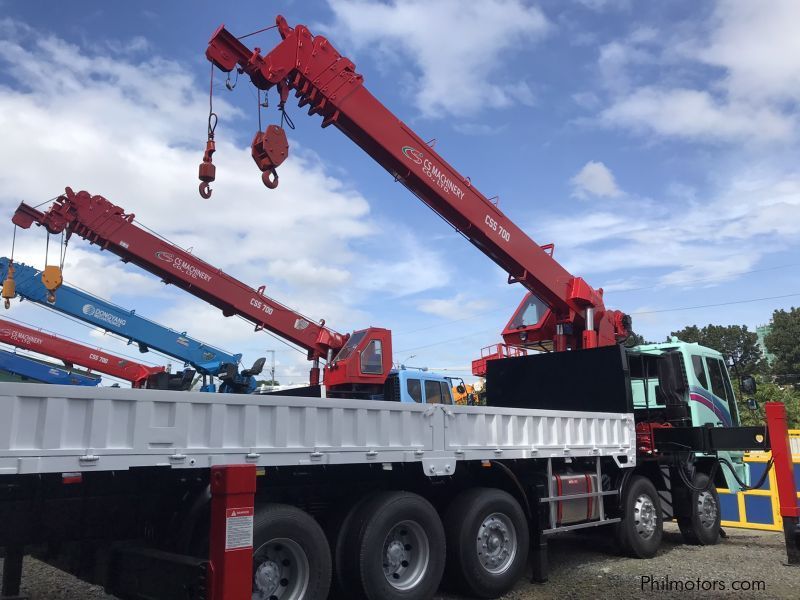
262, 168, 279, 190
199, 181, 213, 199
198, 138, 217, 199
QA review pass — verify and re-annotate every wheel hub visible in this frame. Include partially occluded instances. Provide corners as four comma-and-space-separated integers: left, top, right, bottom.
252, 538, 309, 600
382, 520, 429, 591
476, 513, 517, 574
254, 560, 281, 597
633, 494, 657, 539
697, 491, 718, 528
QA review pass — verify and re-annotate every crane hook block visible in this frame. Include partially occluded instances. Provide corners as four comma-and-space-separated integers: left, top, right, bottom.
198, 139, 216, 199
1, 263, 15, 309
41, 265, 63, 303
251, 125, 288, 189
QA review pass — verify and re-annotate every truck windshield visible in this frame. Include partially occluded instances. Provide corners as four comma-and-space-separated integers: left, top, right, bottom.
509, 294, 548, 329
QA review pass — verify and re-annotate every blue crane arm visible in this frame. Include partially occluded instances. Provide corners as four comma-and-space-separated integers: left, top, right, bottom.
0, 347, 101, 386
0, 257, 241, 376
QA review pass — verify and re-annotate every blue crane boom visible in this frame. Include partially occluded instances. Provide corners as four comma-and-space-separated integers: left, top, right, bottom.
0, 347, 101, 386
0, 257, 261, 393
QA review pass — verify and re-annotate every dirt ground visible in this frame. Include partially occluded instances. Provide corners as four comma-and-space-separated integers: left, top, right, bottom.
1, 523, 798, 599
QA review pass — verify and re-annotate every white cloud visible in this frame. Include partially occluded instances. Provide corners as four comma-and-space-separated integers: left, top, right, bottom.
359, 230, 452, 297
417, 293, 491, 320
570, 161, 622, 199
592, 1, 800, 144
697, 0, 800, 104
0, 18, 451, 378
324, 0, 549, 118
538, 170, 800, 285
601, 87, 795, 143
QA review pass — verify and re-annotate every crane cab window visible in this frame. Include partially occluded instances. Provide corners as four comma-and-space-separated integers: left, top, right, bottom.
424, 380, 443, 404
509, 294, 548, 329
407, 378, 422, 403
334, 330, 366, 363
360, 339, 383, 375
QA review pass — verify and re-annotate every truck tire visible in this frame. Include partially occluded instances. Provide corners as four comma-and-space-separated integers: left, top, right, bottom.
443, 488, 529, 599
251, 503, 331, 600
327, 494, 374, 599
616, 475, 662, 558
341, 491, 446, 600
677, 473, 721, 545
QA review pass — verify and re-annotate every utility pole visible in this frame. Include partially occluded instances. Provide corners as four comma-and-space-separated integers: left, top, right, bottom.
266, 350, 276, 388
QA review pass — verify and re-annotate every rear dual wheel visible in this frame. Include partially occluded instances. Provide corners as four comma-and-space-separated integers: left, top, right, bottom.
335, 491, 446, 600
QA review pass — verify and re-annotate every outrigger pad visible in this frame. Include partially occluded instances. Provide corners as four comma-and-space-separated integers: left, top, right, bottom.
486, 344, 631, 413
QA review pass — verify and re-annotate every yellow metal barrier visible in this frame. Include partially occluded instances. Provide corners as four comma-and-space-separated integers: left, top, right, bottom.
719, 430, 800, 531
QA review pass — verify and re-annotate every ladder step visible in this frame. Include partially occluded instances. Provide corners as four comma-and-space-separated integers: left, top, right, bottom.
542, 517, 621, 536
539, 490, 618, 503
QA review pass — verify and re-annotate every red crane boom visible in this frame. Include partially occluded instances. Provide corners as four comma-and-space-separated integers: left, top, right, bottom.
11, 188, 392, 396
204, 16, 631, 353
0, 317, 163, 387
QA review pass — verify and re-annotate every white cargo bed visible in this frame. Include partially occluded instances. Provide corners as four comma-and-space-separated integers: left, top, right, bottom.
0, 383, 636, 476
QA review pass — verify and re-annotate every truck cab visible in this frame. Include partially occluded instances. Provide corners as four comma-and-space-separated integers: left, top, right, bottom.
383, 367, 454, 404
628, 338, 748, 490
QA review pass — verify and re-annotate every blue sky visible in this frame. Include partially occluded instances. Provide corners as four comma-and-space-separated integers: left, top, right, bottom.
0, 0, 798, 385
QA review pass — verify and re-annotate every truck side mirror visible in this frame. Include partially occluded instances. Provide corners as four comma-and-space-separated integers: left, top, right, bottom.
456, 384, 466, 394
746, 398, 759, 411
740, 375, 757, 395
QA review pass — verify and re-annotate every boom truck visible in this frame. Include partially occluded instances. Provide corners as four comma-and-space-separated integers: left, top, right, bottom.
0, 16, 796, 600
0, 347, 101, 386
8, 189, 456, 404
0, 256, 262, 394
0, 317, 169, 388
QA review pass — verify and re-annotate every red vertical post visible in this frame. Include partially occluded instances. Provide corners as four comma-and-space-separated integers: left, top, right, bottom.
765, 402, 800, 565
209, 464, 257, 599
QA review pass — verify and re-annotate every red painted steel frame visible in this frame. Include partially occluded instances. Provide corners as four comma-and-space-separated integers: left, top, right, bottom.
205, 16, 630, 350
765, 401, 800, 565
12, 188, 393, 389
765, 402, 800, 518
208, 464, 256, 600
12, 189, 343, 360
0, 317, 163, 386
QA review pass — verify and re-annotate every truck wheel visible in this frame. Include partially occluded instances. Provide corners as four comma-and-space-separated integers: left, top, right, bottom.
616, 475, 662, 558
443, 488, 529, 599
251, 504, 331, 600
677, 473, 721, 545
342, 491, 446, 600
327, 495, 373, 598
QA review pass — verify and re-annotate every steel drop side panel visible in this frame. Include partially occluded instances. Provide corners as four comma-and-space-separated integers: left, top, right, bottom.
0, 383, 636, 476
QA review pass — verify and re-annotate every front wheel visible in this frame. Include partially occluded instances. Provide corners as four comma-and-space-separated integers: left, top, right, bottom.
616, 475, 663, 558
251, 504, 331, 600
678, 472, 721, 545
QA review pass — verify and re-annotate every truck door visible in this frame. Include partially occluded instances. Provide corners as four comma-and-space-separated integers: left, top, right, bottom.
688, 354, 736, 428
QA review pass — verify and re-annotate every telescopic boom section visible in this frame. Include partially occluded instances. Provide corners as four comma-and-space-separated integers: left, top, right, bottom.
12, 189, 344, 361
12, 188, 392, 393
0, 317, 163, 387
205, 16, 631, 351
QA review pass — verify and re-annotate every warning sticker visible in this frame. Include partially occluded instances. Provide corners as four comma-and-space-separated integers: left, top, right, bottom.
225, 507, 254, 551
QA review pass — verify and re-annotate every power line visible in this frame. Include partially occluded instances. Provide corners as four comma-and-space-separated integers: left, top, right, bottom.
631, 292, 800, 316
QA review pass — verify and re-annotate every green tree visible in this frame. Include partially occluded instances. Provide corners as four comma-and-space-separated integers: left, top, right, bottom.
669, 324, 764, 376
624, 332, 651, 348
737, 379, 800, 429
765, 307, 800, 384
257, 379, 280, 387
